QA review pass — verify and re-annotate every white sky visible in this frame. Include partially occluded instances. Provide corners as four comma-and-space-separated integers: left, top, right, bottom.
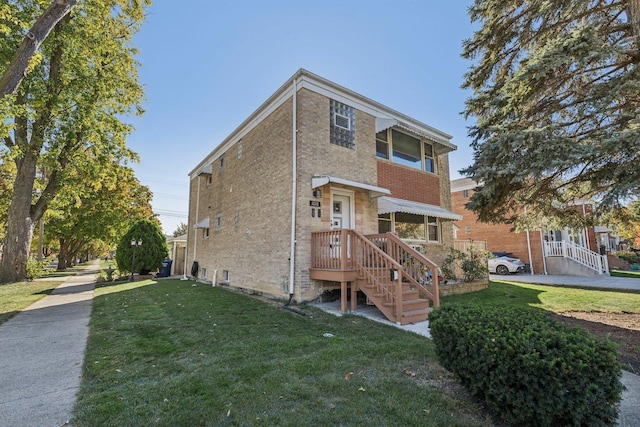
127, 0, 478, 234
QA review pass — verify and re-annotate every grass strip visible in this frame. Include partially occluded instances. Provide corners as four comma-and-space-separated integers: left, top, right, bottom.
442, 280, 640, 314
0, 280, 63, 325
74, 279, 493, 426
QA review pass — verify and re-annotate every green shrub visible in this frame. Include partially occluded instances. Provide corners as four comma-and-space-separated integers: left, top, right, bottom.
26, 258, 48, 281
429, 304, 623, 426
615, 250, 639, 264
442, 246, 489, 282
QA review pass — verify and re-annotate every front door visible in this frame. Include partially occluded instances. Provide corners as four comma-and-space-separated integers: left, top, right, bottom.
331, 194, 352, 230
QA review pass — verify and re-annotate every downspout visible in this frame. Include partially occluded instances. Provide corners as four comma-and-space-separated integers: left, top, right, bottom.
287, 76, 298, 302
284, 77, 305, 316
582, 204, 591, 251
524, 206, 534, 274
526, 230, 534, 274
540, 229, 548, 275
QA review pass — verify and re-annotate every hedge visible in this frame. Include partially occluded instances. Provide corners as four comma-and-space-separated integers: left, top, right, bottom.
429, 304, 623, 426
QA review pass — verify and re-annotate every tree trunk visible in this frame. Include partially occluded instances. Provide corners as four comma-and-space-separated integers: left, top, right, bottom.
0, 152, 38, 283
57, 238, 70, 271
629, 0, 640, 56
0, 0, 77, 99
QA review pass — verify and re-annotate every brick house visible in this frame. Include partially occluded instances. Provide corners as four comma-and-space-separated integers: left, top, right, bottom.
451, 177, 618, 276
186, 69, 461, 324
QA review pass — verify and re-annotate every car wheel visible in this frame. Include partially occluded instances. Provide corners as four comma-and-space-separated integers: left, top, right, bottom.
496, 265, 509, 275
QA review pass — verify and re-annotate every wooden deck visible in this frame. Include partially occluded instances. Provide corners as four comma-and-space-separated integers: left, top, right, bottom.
310, 230, 440, 325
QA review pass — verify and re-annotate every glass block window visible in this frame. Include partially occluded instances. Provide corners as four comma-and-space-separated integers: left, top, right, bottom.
330, 99, 355, 149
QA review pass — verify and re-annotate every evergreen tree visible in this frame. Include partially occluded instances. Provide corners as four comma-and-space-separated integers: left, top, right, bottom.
462, 0, 640, 225
115, 220, 168, 276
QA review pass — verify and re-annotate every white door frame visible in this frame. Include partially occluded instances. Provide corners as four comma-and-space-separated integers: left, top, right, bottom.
330, 188, 355, 230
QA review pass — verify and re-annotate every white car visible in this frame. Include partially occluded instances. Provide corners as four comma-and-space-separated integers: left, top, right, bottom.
488, 254, 525, 275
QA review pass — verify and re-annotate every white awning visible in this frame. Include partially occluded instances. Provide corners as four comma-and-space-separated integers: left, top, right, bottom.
311, 175, 390, 198
194, 217, 210, 229
378, 196, 462, 221
197, 163, 213, 175
374, 117, 456, 153
594, 226, 611, 233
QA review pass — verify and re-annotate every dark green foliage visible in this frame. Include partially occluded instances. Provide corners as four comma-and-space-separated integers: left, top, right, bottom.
115, 220, 168, 275
429, 304, 623, 426
615, 251, 639, 264
461, 1, 640, 226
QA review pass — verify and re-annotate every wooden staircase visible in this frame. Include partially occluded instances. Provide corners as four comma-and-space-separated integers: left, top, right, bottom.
354, 267, 431, 324
311, 230, 440, 325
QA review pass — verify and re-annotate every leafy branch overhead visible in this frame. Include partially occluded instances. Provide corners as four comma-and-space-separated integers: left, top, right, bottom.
462, 0, 640, 225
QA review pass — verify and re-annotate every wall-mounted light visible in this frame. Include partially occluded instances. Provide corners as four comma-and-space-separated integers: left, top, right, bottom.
312, 189, 322, 198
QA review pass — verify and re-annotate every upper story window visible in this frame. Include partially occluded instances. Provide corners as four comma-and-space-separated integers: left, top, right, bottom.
376, 130, 389, 159
219, 154, 225, 171
462, 189, 469, 198
237, 140, 243, 159
330, 99, 355, 149
376, 128, 437, 174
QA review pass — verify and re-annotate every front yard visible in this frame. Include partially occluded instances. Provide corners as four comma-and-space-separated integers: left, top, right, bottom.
73, 279, 494, 426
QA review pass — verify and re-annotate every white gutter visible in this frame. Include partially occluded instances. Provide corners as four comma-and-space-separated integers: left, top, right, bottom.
192, 177, 201, 277
288, 77, 298, 297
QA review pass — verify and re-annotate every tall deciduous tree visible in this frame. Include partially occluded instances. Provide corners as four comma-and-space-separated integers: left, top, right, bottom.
46, 163, 154, 270
0, 0, 150, 283
0, 0, 77, 99
461, 0, 640, 225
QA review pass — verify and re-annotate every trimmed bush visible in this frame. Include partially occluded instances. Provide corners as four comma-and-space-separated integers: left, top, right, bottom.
429, 304, 623, 426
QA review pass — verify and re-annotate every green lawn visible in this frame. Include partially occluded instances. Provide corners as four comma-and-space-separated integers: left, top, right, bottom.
442, 279, 640, 314
74, 280, 493, 426
0, 280, 64, 325
611, 270, 640, 278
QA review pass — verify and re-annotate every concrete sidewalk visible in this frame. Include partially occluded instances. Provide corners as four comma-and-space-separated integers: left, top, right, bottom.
490, 272, 640, 291
0, 262, 98, 426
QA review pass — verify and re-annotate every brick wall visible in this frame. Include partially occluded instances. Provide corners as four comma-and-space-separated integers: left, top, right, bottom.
377, 161, 441, 205
451, 188, 545, 274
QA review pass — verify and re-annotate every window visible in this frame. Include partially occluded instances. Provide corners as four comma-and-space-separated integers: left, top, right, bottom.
203, 228, 210, 238
427, 216, 439, 242
465, 225, 471, 234
392, 130, 421, 169
378, 213, 391, 233
330, 99, 355, 149
424, 142, 435, 173
215, 213, 223, 230
222, 270, 230, 283
234, 207, 240, 226
202, 268, 207, 278
375, 130, 389, 159
334, 113, 350, 130
380, 129, 437, 174
207, 174, 212, 185
395, 212, 426, 240
380, 212, 441, 243
462, 189, 469, 198
219, 154, 225, 171
237, 140, 242, 159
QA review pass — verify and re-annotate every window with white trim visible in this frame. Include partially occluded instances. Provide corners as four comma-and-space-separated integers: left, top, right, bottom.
330, 99, 355, 149
376, 130, 389, 159
237, 140, 242, 159
465, 225, 472, 234
462, 189, 469, 198
376, 128, 437, 174
377, 212, 441, 243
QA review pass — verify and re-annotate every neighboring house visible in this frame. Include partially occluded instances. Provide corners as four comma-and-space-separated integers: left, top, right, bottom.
451, 178, 618, 276
187, 69, 461, 324
166, 234, 187, 276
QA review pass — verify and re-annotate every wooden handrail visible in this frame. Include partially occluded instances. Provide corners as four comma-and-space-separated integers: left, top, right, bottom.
367, 233, 440, 307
